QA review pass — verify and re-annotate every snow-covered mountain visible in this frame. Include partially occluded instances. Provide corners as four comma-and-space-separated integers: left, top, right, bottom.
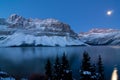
79, 28, 120, 45
0, 14, 86, 47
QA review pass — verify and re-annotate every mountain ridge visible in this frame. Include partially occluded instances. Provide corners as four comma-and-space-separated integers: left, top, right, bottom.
0, 14, 86, 47
0, 14, 120, 47
79, 28, 120, 45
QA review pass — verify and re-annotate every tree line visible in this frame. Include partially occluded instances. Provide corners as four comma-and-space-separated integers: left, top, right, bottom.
45, 51, 105, 80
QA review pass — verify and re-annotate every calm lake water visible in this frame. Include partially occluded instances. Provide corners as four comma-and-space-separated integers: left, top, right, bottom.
0, 46, 120, 79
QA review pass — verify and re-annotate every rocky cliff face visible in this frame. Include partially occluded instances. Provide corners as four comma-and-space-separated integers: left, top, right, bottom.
5, 14, 76, 37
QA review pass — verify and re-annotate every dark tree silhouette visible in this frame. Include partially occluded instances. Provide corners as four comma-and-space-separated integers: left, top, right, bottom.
53, 55, 61, 80
45, 59, 52, 80
91, 64, 97, 80
80, 51, 92, 80
60, 52, 73, 80
97, 55, 104, 80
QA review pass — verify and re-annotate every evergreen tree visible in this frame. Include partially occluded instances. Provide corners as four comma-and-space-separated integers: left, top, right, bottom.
53, 55, 61, 80
97, 55, 104, 80
91, 64, 97, 80
45, 59, 52, 80
80, 51, 92, 80
60, 52, 73, 80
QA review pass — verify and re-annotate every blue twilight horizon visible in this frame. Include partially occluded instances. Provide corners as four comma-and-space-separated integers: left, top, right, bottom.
0, 0, 120, 33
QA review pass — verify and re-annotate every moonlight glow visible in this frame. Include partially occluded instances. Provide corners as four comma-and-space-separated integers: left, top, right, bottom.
107, 10, 113, 16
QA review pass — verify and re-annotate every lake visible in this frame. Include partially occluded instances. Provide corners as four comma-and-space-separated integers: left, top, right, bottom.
0, 46, 120, 80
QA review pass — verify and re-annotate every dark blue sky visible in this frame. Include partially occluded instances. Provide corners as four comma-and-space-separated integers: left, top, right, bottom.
0, 0, 120, 33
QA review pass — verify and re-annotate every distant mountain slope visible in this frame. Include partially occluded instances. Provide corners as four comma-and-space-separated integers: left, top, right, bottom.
0, 14, 86, 47
79, 28, 120, 45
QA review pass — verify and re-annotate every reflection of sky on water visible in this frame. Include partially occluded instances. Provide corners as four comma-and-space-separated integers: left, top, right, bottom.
0, 46, 119, 79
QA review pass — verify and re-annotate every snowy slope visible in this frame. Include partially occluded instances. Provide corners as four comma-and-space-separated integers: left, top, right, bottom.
0, 14, 86, 47
79, 28, 120, 45
0, 32, 85, 47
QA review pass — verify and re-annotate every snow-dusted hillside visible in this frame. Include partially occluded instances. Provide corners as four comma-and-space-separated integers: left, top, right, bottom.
79, 28, 120, 45
0, 14, 86, 47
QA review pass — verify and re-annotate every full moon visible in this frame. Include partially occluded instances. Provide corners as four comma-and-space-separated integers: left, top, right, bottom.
107, 10, 113, 16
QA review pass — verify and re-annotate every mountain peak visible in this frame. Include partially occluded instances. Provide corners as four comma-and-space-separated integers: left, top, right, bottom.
7, 14, 25, 23
10, 14, 20, 17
